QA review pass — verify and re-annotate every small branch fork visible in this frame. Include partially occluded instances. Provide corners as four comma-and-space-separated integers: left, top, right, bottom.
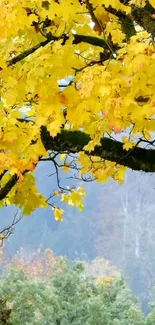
40, 153, 78, 208
0, 211, 23, 247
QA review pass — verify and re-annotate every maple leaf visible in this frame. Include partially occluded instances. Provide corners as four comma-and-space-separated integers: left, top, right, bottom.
123, 142, 134, 151
123, 137, 135, 151
53, 207, 64, 221
60, 153, 67, 161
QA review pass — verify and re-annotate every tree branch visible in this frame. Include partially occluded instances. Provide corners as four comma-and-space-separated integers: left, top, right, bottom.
131, 1, 155, 36
73, 34, 109, 49
0, 211, 23, 247
0, 170, 28, 202
7, 39, 51, 66
103, 6, 136, 40
0, 129, 154, 202
7, 33, 111, 67
40, 126, 155, 173
0, 174, 19, 201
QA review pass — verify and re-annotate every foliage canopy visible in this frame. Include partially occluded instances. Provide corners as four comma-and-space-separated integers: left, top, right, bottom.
1, 0, 155, 219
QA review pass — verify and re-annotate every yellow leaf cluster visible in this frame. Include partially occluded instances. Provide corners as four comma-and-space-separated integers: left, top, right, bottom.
0, 0, 154, 217
61, 187, 86, 211
8, 174, 48, 215
53, 207, 64, 221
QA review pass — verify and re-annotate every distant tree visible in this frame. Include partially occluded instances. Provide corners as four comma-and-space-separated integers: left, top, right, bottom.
0, 246, 62, 280
146, 290, 155, 324
0, 260, 146, 325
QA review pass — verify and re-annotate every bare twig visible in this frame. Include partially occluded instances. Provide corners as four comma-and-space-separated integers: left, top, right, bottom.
0, 211, 23, 247
68, 173, 96, 182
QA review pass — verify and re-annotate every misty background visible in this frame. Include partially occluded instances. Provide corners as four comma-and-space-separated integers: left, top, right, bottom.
0, 161, 155, 313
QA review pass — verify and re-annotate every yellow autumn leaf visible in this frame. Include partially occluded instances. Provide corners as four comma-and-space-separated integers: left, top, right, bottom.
54, 191, 60, 196
130, 0, 146, 6
60, 153, 67, 161
111, 29, 125, 43
63, 162, 70, 173
53, 207, 64, 221
123, 137, 135, 151
113, 167, 127, 184
123, 141, 134, 151
61, 193, 69, 203
77, 203, 84, 211
143, 129, 151, 140
77, 187, 87, 196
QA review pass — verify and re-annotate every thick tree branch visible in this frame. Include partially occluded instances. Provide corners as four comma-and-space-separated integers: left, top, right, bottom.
131, 6, 155, 36
40, 126, 155, 173
7, 39, 50, 66
131, 1, 155, 36
0, 170, 28, 201
104, 6, 136, 40
106, 1, 155, 39
0, 174, 19, 201
7, 33, 111, 67
73, 34, 109, 49
0, 129, 154, 202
